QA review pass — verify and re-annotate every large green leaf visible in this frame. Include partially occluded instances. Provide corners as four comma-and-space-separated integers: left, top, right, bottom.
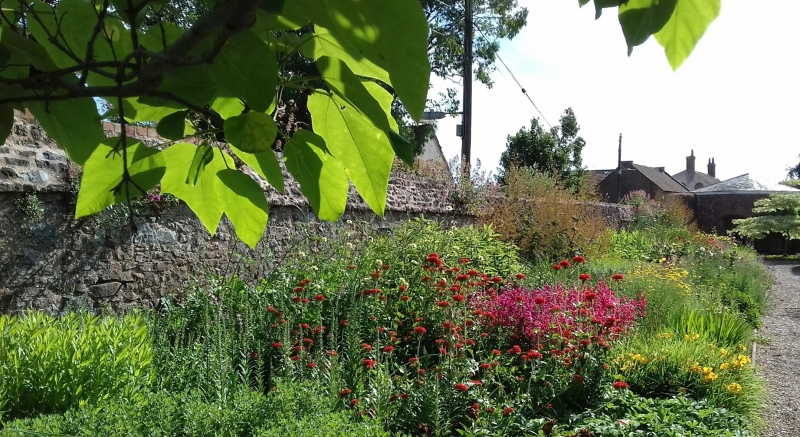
296, 0, 430, 120
361, 81, 414, 165
75, 140, 166, 218
0, 26, 57, 73
27, 98, 106, 166
308, 91, 393, 216
300, 27, 391, 87
283, 130, 348, 221
161, 144, 233, 235
224, 112, 278, 154
105, 97, 186, 123
618, 0, 678, 55
158, 65, 218, 108
654, 0, 720, 70
317, 56, 394, 133
214, 169, 269, 248
589, 0, 628, 19
229, 145, 285, 193
156, 111, 192, 140
210, 96, 244, 119
209, 31, 278, 113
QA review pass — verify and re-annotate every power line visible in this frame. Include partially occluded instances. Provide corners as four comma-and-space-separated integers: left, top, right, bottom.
474, 26, 553, 130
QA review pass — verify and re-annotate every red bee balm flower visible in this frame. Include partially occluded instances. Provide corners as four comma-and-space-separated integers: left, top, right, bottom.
363, 359, 377, 369
579, 273, 591, 282
559, 260, 571, 268
552, 264, 562, 271
306, 362, 318, 369
452, 294, 465, 302
437, 301, 451, 307
339, 388, 352, 397
502, 407, 514, 415
515, 273, 526, 279
400, 295, 410, 301
361, 343, 373, 351
491, 276, 502, 283
613, 381, 630, 389
454, 383, 469, 392
414, 326, 427, 335
383, 345, 394, 353
573, 255, 586, 264
272, 341, 282, 348
313, 294, 326, 301
612, 273, 625, 281
350, 399, 359, 407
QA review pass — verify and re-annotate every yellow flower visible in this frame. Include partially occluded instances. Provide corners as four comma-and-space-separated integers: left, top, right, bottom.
701, 366, 713, 375
657, 333, 672, 340
738, 344, 747, 352
720, 362, 730, 370
678, 387, 688, 395
719, 348, 728, 357
689, 363, 701, 373
703, 372, 718, 383
737, 354, 751, 365
684, 334, 690, 341
725, 382, 743, 394
692, 333, 700, 341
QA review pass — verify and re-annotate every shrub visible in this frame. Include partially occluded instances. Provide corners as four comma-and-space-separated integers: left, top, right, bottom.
480, 166, 607, 261
669, 309, 753, 349
0, 311, 153, 421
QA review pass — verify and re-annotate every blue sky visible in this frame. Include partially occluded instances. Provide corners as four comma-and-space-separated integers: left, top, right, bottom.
431, 0, 800, 186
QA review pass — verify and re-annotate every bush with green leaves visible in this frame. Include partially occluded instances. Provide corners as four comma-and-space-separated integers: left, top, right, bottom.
0, 311, 153, 421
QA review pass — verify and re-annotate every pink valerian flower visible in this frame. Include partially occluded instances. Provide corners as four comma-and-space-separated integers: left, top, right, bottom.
469, 282, 645, 344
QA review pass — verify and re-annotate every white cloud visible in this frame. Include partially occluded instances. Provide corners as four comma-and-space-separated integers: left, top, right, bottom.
432, 0, 800, 186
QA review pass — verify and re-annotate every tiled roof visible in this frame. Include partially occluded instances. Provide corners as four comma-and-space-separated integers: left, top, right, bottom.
692, 174, 800, 193
586, 169, 614, 186
672, 170, 720, 190
631, 164, 689, 193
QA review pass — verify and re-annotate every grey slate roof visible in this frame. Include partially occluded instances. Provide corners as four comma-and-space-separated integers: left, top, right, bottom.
586, 169, 614, 187
692, 174, 800, 194
671, 170, 720, 190
631, 163, 689, 193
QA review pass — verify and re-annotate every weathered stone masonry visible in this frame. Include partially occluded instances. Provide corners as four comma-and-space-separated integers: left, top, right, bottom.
0, 112, 632, 313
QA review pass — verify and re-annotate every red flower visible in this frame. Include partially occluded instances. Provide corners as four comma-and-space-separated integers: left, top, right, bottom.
347, 264, 357, 269
291, 297, 301, 303
327, 350, 338, 356
363, 359, 377, 369
492, 349, 501, 356
533, 296, 545, 305
399, 284, 408, 292
370, 270, 381, 279
293, 286, 304, 293
290, 355, 299, 361
350, 399, 360, 407
437, 301, 451, 307
579, 339, 591, 346
583, 291, 597, 301
572, 374, 585, 384
272, 341, 282, 348
613, 381, 630, 389
414, 326, 427, 335
579, 274, 591, 282
502, 407, 514, 416
361, 343, 373, 351
527, 350, 543, 360
422, 275, 432, 282
491, 276, 502, 283
339, 388, 352, 397
573, 255, 586, 264
552, 264, 562, 271
454, 383, 469, 392
306, 362, 318, 369
515, 273, 526, 279
611, 273, 625, 281
278, 318, 286, 324
559, 260, 571, 268
400, 295, 410, 301
400, 393, 409, 400
508, 345, 522, 355
313, 294, 326, 302
250, 352, 259, 359
452, 294, 465, 302
339, 319, 348, 325
267, 307, 276, 313
389, 395, 399, 402
383, 345, 394, 353
408, 357, 419, 364
479, 362, 491, 370
382, 264, 391, 270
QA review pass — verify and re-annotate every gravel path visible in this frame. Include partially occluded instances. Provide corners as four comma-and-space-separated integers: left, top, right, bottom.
756, 261, 800, 437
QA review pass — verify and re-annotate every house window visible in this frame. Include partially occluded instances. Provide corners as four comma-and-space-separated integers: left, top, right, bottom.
695, 183, 704, 189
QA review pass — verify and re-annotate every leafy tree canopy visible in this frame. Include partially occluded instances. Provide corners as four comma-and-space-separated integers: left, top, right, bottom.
497, 108, 585, 186
0, 0, 720, 247
730, 193, 800, 247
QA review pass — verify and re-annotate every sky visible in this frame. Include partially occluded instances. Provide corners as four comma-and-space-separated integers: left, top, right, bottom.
430, 0, 800, 187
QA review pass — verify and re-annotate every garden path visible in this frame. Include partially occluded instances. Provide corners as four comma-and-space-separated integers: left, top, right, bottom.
756, 261, 800, 437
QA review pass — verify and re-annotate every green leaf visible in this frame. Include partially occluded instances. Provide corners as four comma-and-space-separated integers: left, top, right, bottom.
308, 91, 393, 216
156, 111, 190, 140
0, 26, 57, 72
654, 0, 720, 70
618, 0, 678, 55
75, 140, 166, 218
229, 145, 285, 193
209, 31, 278, 113
186, 144, 215, 186
298, 0, 430, 120
140, 23, 185, 51
214, 169, 269, 248
27, 98, 106, 165
300, 27, 390, 87
224, 112, 278, 154
591, 0, 628, 19
388, 131, 414, 166
283, 130, 348, 221
210, 96, 244, 119
161, 144, 233, 235
105, 97, 185, 123
0, 104, 13, 144
159, 65, 218, 108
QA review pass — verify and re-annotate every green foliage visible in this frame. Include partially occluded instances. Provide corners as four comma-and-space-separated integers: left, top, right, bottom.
669, 309, 752, 349
731, 193, 800, 243
5, 384, 391, 437
14, 194, 45, 223
0, 311, 153, 422
497, 108, 586, 188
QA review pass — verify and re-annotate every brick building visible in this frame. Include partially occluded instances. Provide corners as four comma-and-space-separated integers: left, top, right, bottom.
595, 161, 688, 203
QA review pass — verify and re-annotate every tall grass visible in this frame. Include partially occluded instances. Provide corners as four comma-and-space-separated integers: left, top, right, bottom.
0, 311, 153, 421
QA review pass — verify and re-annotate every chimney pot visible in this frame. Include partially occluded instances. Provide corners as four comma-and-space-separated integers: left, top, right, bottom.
686, 150, 696, 172
708, 157, 716, 178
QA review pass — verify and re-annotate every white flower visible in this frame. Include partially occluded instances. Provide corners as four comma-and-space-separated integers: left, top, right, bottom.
375, 259, 383, 267
445, 206, 453, 211
410, 243, 418, 249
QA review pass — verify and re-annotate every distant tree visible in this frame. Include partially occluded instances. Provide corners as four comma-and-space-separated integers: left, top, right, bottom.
497, 108, 586, 188
730, 190, 800, 254
787, 156, 800, 179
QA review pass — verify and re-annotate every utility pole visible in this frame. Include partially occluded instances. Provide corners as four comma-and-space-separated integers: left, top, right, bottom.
616, 133, 622, 203
462, 0, 473, 172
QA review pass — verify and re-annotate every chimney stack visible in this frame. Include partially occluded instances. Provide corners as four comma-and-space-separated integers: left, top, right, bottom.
686, 149, 695, 172
708, 157, 716, 178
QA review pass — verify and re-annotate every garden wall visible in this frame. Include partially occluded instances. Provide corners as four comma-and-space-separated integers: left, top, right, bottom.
0, 112, 632, 313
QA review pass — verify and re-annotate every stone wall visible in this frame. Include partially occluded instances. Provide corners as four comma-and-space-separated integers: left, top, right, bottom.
0, 113, 633, 313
